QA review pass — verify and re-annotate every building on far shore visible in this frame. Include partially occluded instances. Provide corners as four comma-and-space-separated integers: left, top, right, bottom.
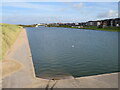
47, 18, 120, 28
80, 18, 120, 28
86, 21, 94, 26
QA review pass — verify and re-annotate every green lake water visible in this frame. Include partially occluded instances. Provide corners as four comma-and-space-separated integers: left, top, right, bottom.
26, 26, 118, 79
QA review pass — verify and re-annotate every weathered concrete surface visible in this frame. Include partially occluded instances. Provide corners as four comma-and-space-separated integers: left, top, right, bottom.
27, 73, 118, 88
2, 29, 119, 88
2, 29, 49, 88
0, 60, 23, 78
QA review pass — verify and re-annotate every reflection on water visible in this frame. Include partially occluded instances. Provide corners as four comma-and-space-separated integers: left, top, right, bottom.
26, 26, 118, 79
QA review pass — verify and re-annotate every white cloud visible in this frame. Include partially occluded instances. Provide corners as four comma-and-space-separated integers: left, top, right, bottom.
97, 10, 118, 18
2, 2, 60, 11
60, 2, 84, 12
73, 3, 83, 9
2, 0, 120, 2
2, 2, 39, 8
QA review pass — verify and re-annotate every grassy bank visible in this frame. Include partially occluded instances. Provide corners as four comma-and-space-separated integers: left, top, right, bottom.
18, 24, 36, 27
82, 26, 120, 32
47, 25, 120, 32
0, 23, 23, 60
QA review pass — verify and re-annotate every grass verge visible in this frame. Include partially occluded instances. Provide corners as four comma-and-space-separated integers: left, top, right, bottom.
47, 25, 120, 32
0, 23, 23, 60
81, 26, 120, 32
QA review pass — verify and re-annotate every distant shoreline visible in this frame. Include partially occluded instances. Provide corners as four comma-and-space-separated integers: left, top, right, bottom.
47, 25, 120, 32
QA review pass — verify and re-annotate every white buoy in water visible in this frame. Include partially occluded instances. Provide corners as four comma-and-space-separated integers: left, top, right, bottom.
72, 45, 74, 48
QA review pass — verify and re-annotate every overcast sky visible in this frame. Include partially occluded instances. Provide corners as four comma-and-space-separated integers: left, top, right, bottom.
1, 2, 118, 24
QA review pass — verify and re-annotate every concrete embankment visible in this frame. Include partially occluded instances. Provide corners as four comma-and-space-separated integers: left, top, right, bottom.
2, 29, 49, 88
27, 72, 118, 88
1, 29, 119, 88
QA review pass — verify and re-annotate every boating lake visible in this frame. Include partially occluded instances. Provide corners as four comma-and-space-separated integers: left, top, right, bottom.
26, 26, 118, 79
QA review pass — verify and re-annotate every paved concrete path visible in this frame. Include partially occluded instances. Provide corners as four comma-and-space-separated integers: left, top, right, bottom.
2, 29, 119, 88
27, 73, 118, 88
2, 29, 49, 88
